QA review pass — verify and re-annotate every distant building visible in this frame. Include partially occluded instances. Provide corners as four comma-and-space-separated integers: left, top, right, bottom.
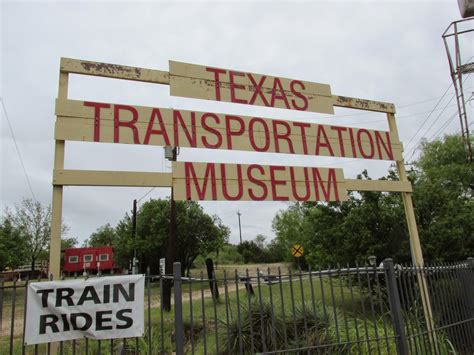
63, 246, 119, 276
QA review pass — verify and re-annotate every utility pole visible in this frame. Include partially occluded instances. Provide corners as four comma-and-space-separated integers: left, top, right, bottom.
132, 199, 138, 274
442, 18, 474, 162
163, 146, 178, 311
237, 210, 242, 244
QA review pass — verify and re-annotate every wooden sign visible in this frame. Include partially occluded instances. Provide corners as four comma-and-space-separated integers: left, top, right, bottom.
291, 244, 304, 258
172, 161, 347, 202
169, 61, 334, 114
49, 59, 431, 333
55, 99, 401, 161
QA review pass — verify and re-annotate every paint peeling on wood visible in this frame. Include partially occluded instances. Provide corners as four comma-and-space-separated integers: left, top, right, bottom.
334, 95, 396, 113
60, 57, 169, 84
80, 61, 143, 79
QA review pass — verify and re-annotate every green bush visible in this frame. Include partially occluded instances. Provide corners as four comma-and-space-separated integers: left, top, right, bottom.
219, 300, 397, 354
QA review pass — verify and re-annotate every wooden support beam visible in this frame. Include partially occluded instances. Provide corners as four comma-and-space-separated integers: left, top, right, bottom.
53, 169, 172, 188
344, 179, 412, 192
60, 57, 396, 114
60, 57, 169, 84
333, 95, 396, 113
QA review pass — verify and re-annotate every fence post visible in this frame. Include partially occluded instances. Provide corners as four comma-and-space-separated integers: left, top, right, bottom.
173, 262, 185, 355
467, 257, 474, 337
0, 278, 3, 331
206, 258, 219, 301
383, 258, 409, 355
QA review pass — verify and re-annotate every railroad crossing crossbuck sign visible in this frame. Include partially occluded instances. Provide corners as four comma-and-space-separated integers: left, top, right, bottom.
291, 244, 304, 258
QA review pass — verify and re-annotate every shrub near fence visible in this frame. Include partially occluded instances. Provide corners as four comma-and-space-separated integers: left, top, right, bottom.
0, 259, 473, 354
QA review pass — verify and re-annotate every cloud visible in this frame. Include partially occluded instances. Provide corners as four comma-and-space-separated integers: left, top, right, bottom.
1, 1, 463, 245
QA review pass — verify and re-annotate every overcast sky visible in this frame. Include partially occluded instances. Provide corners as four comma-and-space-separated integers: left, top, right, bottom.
1, 0, 472, 245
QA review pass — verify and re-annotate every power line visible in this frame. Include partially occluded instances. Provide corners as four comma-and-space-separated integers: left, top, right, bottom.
403, 73, 472, 157
1, 98, 37, 202
406, 109, 459, 162
324, 85, 471, 120
137, 187, 156, 202
407, 72, 473, 161
341, 103, 458, 127
403, 83, 454, 153
397, 95, 454, 108
427, 111, 459, 142
406, 112, 458, 162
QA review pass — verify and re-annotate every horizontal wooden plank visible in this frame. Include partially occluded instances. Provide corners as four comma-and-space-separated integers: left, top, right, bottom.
333, 95, 396, 114
172, 162, 346, 182
169, 60, 334, 115
344, 179, 412, 192
55, 99, 402, 161
53, 169, 172, 187
60, 57, 169, 84
59, 58, 396, 115
172, 161, 347, 202
170, 61, 332, 95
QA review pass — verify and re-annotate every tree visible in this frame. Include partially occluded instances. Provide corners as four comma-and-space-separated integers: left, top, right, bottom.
0, 217, 28, 270
411, 135, 474, 261
301, 174, 409, 266
5, 199, 54, 271
87, 224, 116, 247
237, 240, 262, 263
237, 235, 284, 264
254, 234, 266, 249
112, 199, 230, 276
272, 134, 473, 266
60, 236, 78, 268
61, 236, 78, 250
272, 203, 307, 263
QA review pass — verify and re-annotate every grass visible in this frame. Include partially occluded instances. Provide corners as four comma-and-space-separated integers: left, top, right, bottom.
0, 268, 462, 354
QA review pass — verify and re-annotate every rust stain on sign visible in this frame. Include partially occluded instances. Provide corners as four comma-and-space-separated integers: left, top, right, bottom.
60, 58, 169, 85
335, 95, 395, 113
80, 61, 142, 79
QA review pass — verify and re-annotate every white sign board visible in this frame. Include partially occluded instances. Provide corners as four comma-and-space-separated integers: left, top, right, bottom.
159, 258, 166, 275
25, 275, 145, 345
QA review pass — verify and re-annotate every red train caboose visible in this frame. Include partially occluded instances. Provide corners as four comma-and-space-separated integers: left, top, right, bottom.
63, 246, 119, 276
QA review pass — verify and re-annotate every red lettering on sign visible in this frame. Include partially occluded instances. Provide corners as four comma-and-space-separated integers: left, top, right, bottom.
292, 122, 311, 154
290, 167, 310, 201
357, 129, 375, 159
312, 168, 339, 201
225, 115, 245, 149
273, 120, 295, 153
290, 80, 308, 111
375, 131, 393, 160
270, 78, 290, 109
173, 111, 197, 147
249, 118, 270, 152
221, 164, 243, 200
114, 105, 140, 144
206, 67, 226, 101
270, 165, 289, 201
201, 113, 222, 149
84, 101, 110, 142
330, 126, 348, 157
348, 128, 357, 157
247, 164, 268, 200
144, 108, 170, 145
185, 162, 216, 200
315, 126, 334, 156
247, 74, 269, 106
229, 71, 247, 104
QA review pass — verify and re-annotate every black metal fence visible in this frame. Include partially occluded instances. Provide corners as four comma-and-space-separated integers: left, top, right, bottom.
1, 258, 473, 354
